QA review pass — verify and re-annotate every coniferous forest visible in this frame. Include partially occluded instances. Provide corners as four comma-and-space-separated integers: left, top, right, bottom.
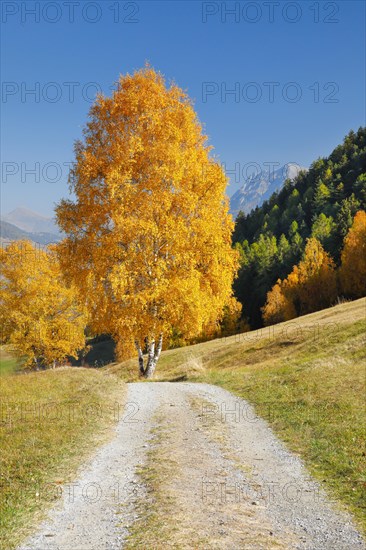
232, 127, 366, 328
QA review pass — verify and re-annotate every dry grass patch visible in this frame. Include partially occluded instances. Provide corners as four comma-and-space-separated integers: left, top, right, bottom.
124, 412, 189, 549
0, 367, 125, 549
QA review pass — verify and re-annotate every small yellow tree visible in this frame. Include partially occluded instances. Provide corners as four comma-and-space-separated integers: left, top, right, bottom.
262, 238, 337, 325
0, 240, 87, 369
262, 280, 296, 326
295, 238, 337, 314
339, 210, 366, 298
56, 67, 240, 377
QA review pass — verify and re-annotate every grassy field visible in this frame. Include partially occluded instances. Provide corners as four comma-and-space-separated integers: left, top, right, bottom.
108, 298, 366, 534
0, 367, 125, 549
0, 348, 20, 376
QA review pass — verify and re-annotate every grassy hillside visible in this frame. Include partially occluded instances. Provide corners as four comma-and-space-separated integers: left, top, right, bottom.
0, 368, 125, 549
108, 298, 366, 534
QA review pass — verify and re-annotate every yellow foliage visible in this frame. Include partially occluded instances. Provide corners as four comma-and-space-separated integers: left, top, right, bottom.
0, 241, 87, 368
262, 280, 296, 326
56, 67, 240, 361
218, 296, 245, 336
339, 210, 366, 298
262, 238, 337, 324
294, 238, 337, 314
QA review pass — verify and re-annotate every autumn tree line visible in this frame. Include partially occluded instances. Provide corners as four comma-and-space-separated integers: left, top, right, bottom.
1, 69, 365, 375
233, 127, 366, 328
261, 212, 366, 325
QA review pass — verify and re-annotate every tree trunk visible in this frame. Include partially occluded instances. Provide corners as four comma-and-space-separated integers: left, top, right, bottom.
135, 334, 163, 378
143, 334, 163, 379
135, 341, 145, 376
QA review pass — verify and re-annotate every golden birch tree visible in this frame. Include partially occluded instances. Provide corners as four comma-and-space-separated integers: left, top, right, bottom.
262, 238, 337, 325
0, 240, 86, 368
56, 67, 240, 377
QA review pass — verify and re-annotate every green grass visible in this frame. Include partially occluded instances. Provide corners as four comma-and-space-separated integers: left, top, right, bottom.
0, 348, 20, 376
0, 357, 18, 376
109, 298, 366, 535
0, 367, 125, 549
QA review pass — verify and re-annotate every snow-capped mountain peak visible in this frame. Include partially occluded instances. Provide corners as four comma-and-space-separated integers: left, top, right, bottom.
230, 163, 306, 218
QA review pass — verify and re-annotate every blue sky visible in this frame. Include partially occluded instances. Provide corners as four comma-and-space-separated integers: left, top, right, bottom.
1, 0, 365, 217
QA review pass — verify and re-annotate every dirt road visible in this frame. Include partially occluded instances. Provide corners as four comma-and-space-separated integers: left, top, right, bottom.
19, 382, 365, 549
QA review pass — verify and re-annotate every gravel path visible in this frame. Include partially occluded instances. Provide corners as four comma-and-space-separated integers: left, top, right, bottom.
19, 382, 365, 550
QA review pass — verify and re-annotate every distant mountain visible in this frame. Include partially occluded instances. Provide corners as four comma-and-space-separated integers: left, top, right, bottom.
0, 220, 61, 246
230, 163, 307, 218
0, 220, 28, 241
0, 207, 62, 246
2, 207, 60, 235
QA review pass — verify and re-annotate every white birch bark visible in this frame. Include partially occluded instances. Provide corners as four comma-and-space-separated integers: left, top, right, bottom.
143, 333, 163, 379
